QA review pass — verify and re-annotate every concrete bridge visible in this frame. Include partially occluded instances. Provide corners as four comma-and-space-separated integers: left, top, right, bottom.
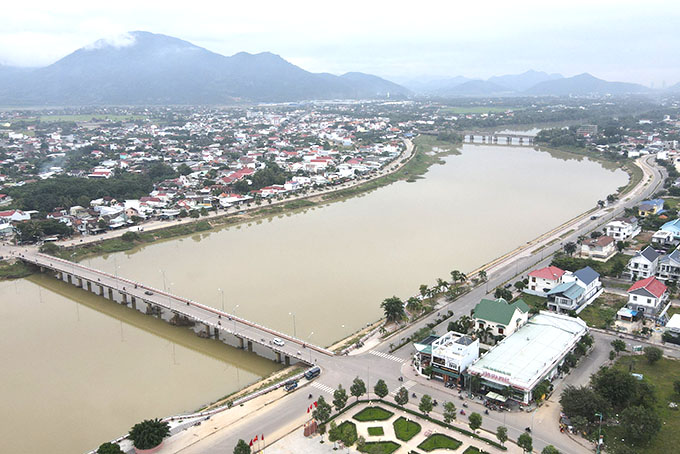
19, 251, 333, 366
463, 131, 536, 146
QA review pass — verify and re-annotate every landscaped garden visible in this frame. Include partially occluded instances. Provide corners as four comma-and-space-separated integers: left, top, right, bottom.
393, 416, 421, 441
353, 406, 394, 422
368, 426, 385, 436
358, 441, 401, 454
417, 433, 463, 452
462, 447, 490, 454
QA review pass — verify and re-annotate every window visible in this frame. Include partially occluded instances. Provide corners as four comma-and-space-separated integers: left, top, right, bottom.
498, 327, 504, 335
647, 298, 652, 304
633, 295, 637, 301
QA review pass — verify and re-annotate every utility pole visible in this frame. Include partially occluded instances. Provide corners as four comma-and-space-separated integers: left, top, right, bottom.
595, 412, 603, 454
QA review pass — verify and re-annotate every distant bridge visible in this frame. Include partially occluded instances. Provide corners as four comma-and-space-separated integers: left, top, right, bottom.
19, 252, 333, 365
463, 131, 536, 146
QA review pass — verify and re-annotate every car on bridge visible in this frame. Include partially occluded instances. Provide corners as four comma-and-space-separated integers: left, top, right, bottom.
144, 290, 153, 295
272, 338, 285, 347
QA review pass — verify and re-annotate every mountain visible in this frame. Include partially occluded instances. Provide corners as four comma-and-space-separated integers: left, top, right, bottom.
0, 31, 410, 105
667, 82, 680, 93
525, 73, 651, 96
397, 76, 472, 94
488, 70, 563, 92
436, 79, 511, 97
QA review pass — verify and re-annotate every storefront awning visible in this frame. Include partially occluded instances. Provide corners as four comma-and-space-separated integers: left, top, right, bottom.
432, 366, 459, 378
486, 391, 508, 402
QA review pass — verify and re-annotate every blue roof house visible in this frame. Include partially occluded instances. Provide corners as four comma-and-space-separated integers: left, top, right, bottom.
638, 199, 665, 217
547, 266, 602, 313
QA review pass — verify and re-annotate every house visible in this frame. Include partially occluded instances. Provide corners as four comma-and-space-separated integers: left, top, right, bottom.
652, 229, 675, 247
626, 246, 661, 280
547, 266, 602, 313
527, 266, 566, 296
638, 198, 665, 217
579, 235, 616, 261
472, 298, 530, 338
656, 249, 680, 281
413, 331, 479, 386
605, 216, 641, 241
0, 209, 31, 222
625, 276, 668, 318
657, 219, 680, 241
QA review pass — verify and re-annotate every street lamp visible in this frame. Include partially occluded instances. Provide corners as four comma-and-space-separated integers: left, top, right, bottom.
218, 288, 225, 312
289, 312, 297, 338
233, 304, 240, 333
308, 331, 314, 363
595, 412, 603, 454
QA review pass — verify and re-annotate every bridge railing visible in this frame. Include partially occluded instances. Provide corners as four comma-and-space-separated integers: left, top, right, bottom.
30, 253, 333, 356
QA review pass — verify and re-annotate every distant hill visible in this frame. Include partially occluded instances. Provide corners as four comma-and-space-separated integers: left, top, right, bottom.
667, 82, 680, 93
488, 70, 563, 92
0, 31, 410, 105
436, 79, 511, 97
524, 73, 651, 96
398, 76, 471, 94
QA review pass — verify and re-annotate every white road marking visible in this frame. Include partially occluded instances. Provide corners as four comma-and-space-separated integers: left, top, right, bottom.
369, 350, 406, 363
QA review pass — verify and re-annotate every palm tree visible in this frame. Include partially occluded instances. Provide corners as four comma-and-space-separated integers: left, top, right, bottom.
478, 270, 488, 282
381, 296, 406, 324
406, 297, 422, 316
419, 284, 429, 299
459, 272, 467, 283
564, 242, 577, 256
436, 278, 449, 292
450, 270, 462, 285
597, 200, 605, 208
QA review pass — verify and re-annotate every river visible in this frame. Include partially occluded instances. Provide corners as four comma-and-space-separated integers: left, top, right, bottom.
0, 143, 628, 453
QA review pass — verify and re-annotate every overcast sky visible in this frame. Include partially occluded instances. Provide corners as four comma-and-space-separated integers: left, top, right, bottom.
1, 0, 679, 86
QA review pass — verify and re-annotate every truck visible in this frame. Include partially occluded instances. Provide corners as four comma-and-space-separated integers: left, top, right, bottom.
304, 366, 321, 380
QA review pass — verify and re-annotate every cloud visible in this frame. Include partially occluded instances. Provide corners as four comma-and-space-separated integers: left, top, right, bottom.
84, 31, 136, 50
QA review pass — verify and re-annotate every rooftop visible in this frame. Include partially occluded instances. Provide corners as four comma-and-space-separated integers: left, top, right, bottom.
473, 298, 529, 326
467, 312, 587, 390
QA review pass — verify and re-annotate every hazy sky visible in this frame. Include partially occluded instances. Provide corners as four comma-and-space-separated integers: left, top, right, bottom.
1, 0, 679, 86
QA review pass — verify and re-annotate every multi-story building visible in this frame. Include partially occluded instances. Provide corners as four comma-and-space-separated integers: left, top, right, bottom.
626, 246, 661, 280
413, 331, 479, 386
527, 266, 565, 296
605, 216, 640, 241
626, 276, 668, 318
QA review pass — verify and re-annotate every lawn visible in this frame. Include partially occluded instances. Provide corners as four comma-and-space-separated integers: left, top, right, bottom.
368, 426, 385, 436
417, 434, 463, 452
392, 416, 421, 441
359, 441, 400, 454
603, 356, 680, 454
577, 292, 627, 328
551, 252, 632, 278
462, 447, 490, 454
413, 134, 462, 155
665, 305, 680, 319
353, 406, 394, 422
518, 293, 547, 312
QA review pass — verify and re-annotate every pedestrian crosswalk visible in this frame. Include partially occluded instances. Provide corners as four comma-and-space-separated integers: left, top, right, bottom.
310, 382, 335, 395
390, 380, 417, 395
368, 350, 406, 363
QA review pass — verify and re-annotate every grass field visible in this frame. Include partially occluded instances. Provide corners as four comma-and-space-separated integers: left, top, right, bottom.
353, 406, 394, 422
39, 114, 148, 122
665, 305, 680, 318
368, 426, 385, 436
359, 441, 400, 454
517, 293, 547, 312
441, 106, 512, 114
602, 356, 680, 454
392, 416, 421, 441
417, 433, 462, 452
578, 292, 627, 328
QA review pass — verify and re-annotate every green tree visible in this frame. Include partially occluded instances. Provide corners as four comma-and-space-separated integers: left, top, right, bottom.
177, 163, 192, 175
674, 380, 680, 395
559, 385, 611, 423
564, 242, 577, 256
532, 380, 551, 401
419, 394, 433, 416
233, 439, 251, 454
381, 296, 405, 324
542, 445, 561, 454
494, 287, 512, 300
97, 442, 123, 454
450, 270, 462, 285
312, 395, 332, 423
406, 296, 423, 315
620, 405, 661, 444
478, 270, 488, 282
468, 412, 482, 431
611, 339, 626, 354
643, 346, 662, 364
350, 377, 366, 401
128, 418, 170, 450
328, 421, 339, 443
374, 379, 389, 399
333, 384, 348, 411
517, 432, 533, 453
496, 426, 508, 447
591, 367, 641, 412
443, 401, 457, 424
394, 386, 408, 407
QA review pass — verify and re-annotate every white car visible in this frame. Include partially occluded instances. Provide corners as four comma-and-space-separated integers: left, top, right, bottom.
272, 338, 285, 347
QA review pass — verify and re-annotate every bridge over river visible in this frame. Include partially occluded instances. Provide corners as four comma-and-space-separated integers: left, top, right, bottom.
463, 131, 536, 145
18, 251, 333, 366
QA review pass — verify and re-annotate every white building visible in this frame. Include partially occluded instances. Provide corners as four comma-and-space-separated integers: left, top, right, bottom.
626, 246, 661, 280
605, 216, 641, 241
467, 312, 588, 405
413, 331, 479, 386
579, 235, 616, 261
527, 266, 566, 296
626, 276, 669, 318
547, 266, 602, 313
472, 298, 530, 337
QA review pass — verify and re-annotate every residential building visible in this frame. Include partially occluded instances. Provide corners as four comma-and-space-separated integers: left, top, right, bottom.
0, 210, 31, 222
626, 276, 669, 317
413, 331, 479, 386
656, 249, 680, 281
605, 216, 640, 241
638, 198, 665, 217
652, 229, 675, 247
527, 266, 566, 296
547, 266, 602, 313
467, 312, 588, 405
579, 235, 616, 261
626, 246, 661, 280
657, 218, 680, 241
472, 298, 530, 337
